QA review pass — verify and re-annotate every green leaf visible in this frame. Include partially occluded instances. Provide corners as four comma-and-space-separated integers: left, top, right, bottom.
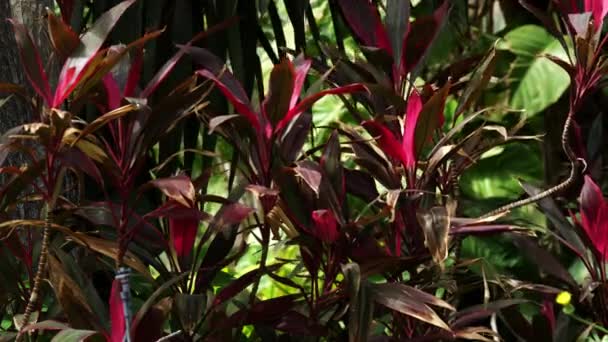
501, 25, 570, 116
460, 143, 542, 200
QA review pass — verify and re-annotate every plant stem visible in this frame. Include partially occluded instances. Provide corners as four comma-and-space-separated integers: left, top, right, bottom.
17, 207, 53, 342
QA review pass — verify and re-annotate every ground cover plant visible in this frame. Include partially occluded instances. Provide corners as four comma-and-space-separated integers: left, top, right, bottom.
1, 0, 608, 341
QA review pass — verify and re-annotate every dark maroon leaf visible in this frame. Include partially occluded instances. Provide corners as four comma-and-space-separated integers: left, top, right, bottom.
402, 1, 449, 74
321, 131, 345, 202
57, 147, 104, 186
343, 263, 373, 342
225, 294, 300, 326
370, 282, 453, 331
57, 0, 75, 23
511, 235, 577, 289
211, 202, 253, 228
277, 111, 312, 163
46, 8, 80, 61
414, 81, 450, 159
132, 297, 172, 342
452, 299, 526, 329
213, 264, 281, 306
345, 169, 379, 202
263, 58, 295, 126
102, 74, 122, 110
336, 0, 392, 54
274, 311, 327, 336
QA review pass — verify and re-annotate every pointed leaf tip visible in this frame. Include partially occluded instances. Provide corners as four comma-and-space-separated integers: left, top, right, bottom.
311, 209, 339, 243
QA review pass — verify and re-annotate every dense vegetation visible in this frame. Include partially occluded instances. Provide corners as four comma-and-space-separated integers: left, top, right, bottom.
1, 0, 608, 341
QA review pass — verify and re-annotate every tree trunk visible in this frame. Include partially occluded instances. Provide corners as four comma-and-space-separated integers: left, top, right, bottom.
0, 0, 55, 219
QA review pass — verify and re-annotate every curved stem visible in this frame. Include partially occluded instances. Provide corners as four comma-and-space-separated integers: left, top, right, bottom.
478, 110, 580, 219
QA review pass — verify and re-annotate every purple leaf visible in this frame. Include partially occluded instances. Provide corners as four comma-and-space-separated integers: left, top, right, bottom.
53, 0, 136, 107
9, 20, 52, 105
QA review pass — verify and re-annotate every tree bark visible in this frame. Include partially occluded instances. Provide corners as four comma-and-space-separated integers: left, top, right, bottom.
0, 0, 55, 219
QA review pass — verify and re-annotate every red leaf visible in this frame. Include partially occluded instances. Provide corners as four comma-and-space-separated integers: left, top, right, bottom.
402, 90, 423, 169
362, 120, 407, 167
275, 83, 367, 134
402, 1, 448, 74
170, 216, 199, 259
102, 74, 122, 110
123, 47, 143, 97
53, 0, 136, 107
311, 209, 339, 243
290, 55, 312, 109
336, 0, 393, 55
585, 0, 608, 30
197, 69, 261, 130
110, 279, 126, 342
580, 175, 608, 260
9, 20, 52, 105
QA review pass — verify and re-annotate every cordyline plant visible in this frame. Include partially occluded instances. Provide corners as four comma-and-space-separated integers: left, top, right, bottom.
1, 1, 228, 341
4, 0, 608, 341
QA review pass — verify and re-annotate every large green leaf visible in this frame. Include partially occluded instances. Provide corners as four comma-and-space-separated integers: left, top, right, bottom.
501, 25, 570, 116
459, 143, 542, 200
